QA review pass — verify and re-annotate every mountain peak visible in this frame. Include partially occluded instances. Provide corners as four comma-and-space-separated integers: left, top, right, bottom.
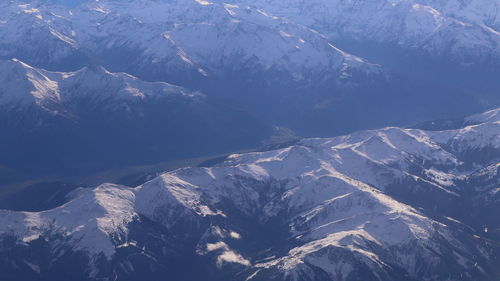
0, 108, 497, 280
0, 59, 61, 108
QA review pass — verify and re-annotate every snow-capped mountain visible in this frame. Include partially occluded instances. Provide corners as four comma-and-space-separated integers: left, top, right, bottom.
1, 108, 498, 281
0, 2, 498, 278
0, 0, 497, 137
4, 0, 498, 77
0, 0, 375, 86
227, 0, 500, 64
0, 59, 64, 112
419, 0, 500, 30
0, 58, 270, 175
0, 1, 85, 70
0, 58, 201, 115
86, 0, 377, 83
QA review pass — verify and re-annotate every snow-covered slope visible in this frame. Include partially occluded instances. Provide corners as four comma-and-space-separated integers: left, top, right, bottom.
226, 0, 500, 64
0, 0, 376, 85
466, 107, 500, 125
0, 59, 62, 110
0, 58, 201, 115
85, 0, 372, 77
0, 184, 136, 259
0, 0, 496, 138
3, 0, 497, 79
0, 108, 498, 281
0, 58, 270, 176
418, 0, 500, 31
9, 0, 496, 66
0, 1, 84, 69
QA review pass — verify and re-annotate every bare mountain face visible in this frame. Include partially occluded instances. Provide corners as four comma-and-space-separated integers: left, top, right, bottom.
0, 108, 498, 281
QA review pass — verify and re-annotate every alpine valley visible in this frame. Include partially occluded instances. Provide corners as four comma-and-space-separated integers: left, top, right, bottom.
1, 0, 499, 177
0, 0, 499, 281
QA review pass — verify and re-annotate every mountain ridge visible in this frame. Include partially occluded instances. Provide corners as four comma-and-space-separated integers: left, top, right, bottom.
0, 108, 498, 281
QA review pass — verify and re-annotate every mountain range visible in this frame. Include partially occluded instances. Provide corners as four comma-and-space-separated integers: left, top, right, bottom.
1, 0, 498, 179
0, 107, 498, 281
0, 1, 499, 280
0, 58, 268, 177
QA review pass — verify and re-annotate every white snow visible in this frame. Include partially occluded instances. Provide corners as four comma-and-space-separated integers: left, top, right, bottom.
223, 0, 500, 62
0, 58, 202, 112
466, 108, 500, 124
0, 59, 61, 107
0, 0, 375, 85
0, 184, 137, 258
1, 108, 496, 269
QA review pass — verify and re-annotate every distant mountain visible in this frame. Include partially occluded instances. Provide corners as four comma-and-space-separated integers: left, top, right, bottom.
223, 0, 500, 102
0, 0, 374, 83
228, 0, 500, 64
0, 108, 498, 281
0, 59, 270, 176
0, 0, 498, 191
418, 0, 499, 30
0, 0, 494, 134
413, 107, 500, 130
